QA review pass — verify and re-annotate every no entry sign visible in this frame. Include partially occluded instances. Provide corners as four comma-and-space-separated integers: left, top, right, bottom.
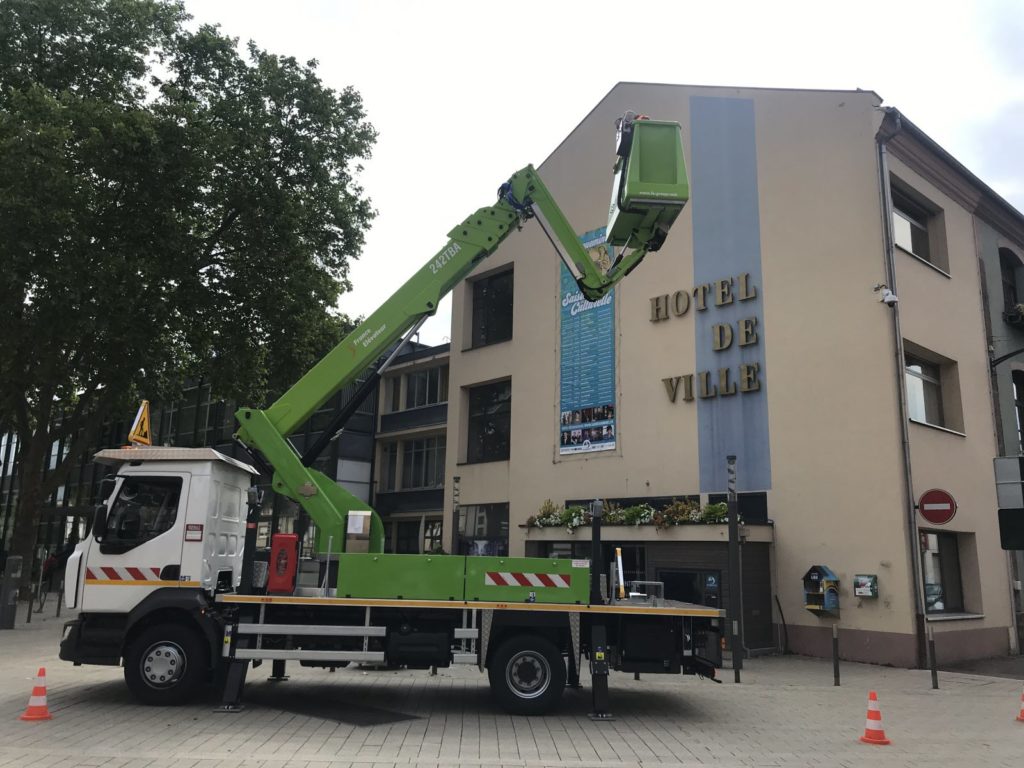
918, 488, 957, 525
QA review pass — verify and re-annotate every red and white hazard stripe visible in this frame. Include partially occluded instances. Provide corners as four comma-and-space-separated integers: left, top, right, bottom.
484, 571, 571, 588
85, 566, 162, 581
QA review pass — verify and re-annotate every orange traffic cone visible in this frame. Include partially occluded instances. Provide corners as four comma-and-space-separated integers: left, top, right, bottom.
858, 690, 890, 745
1016, 683, 1024, 723
19, 667, 52, 721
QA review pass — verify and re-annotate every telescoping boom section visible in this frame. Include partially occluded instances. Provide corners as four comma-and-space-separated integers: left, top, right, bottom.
233, 113, 689, 592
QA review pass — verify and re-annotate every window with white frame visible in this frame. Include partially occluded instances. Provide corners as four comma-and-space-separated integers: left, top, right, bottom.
920, 531, 964, 614
890, 178, 948, 271
903, 342, 963, 432
905, 355, 944, 426
892, 190, 931, 262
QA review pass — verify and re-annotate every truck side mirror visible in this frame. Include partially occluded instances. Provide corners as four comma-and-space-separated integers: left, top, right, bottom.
98, 475, 115, 502
91, 503, 108, 541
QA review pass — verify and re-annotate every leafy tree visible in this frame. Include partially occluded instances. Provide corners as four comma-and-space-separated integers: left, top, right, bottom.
0, 0, 376, 591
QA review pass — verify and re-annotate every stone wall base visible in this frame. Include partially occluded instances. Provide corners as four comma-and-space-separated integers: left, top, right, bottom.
784, 623, 1010, 667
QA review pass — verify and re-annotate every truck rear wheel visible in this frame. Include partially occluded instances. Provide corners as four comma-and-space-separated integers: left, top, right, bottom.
124, 623, 208, 706
488, 634, 565, 715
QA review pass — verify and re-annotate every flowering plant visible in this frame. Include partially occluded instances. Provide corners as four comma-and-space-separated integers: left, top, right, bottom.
526, 500, 591, 533
527, 498, 734, 531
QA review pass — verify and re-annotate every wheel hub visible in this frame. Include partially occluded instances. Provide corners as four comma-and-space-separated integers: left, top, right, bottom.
506, 650, 551, 699
142, 641, 186, 688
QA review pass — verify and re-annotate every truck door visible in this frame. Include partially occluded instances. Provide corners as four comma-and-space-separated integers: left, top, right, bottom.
81, 473, 190, 613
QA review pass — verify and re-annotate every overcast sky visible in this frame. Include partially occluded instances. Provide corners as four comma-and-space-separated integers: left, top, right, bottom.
184, 0, 1024, 345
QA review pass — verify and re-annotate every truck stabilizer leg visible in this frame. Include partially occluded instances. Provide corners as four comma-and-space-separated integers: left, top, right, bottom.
216, 659, 250, 712
268, 659, 289, 682
588, 621, 615, 721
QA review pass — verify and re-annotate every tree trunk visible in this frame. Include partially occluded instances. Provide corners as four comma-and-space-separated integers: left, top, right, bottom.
9, 431, 51, 599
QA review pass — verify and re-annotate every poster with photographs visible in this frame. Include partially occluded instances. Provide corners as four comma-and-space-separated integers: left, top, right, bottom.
559, 227, 616, 455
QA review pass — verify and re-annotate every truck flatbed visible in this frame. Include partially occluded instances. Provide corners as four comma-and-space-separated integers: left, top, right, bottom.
216, 592, 723, 618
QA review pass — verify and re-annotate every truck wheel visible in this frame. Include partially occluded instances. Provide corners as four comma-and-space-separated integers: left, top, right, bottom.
488, 634, 565, 715
124, 623, 208, 706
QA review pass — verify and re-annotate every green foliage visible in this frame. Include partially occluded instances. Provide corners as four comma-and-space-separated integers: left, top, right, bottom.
700, 502, 729, 523
0, 0, 376, 418
529, 498, 733, 531
0, 0, 376, 580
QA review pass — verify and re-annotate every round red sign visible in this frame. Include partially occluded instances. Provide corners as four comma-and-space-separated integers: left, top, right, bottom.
918, 489, 957, 525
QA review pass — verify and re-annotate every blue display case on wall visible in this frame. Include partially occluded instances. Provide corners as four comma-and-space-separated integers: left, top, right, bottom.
803, 565, 840, 618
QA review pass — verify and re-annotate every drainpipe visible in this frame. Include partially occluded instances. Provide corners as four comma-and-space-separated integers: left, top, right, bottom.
877, 113, 929, 668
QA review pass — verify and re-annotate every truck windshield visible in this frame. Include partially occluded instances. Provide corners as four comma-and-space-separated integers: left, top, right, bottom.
99, 476, 182, 555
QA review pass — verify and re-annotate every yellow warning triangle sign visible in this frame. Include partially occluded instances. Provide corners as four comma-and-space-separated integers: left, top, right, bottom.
128, 400, 152, 446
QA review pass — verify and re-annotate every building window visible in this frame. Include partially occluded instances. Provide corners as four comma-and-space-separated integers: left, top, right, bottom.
905, 342, 963, 431
892, 189, 930, 262
405, 366, 449, 409
1013, 371, 1024, 453
471, 269, 513, 348
386, 376, 401, 413
706, 492, 769, 524
394, 520, 421, 554
383, 515, 444, 555
920, 531, 964, 614
891, 179, 947, 272
1001, 249, 1021, 312
401, 436, 446, 490
466, 380, 511, 463
379, 442, 398, 492
905, 355, 944, 426
423, 519, 443, 553
456, 503, 509, 556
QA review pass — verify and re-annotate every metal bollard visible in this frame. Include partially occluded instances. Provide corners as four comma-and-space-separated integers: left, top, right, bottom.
928, 626, 939, 689
0, 557, 22, 630
832, 623, 840, 686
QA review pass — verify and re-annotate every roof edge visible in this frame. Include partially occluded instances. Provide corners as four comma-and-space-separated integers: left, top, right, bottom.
881, 107, 1024, 232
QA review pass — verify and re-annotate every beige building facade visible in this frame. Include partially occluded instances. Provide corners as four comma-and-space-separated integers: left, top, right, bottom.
386, 83, 1023, 667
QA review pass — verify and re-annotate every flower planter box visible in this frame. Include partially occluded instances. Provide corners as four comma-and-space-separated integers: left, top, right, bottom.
521, 522, 774, 543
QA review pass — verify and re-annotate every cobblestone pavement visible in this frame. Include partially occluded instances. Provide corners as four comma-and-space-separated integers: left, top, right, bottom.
1, 605, 1022, 767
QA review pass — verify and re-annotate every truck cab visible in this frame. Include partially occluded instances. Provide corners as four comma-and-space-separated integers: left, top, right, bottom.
61, 448, 255, 701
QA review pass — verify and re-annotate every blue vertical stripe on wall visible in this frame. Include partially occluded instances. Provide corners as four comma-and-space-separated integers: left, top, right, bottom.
690, 96, 772, 493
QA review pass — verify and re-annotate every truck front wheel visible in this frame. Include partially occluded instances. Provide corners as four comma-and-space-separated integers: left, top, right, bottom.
124, 623, 208, 705
488, 634, 565, 715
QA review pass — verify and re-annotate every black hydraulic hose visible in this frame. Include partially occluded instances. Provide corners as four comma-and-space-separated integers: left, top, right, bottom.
300, 369, 381, 466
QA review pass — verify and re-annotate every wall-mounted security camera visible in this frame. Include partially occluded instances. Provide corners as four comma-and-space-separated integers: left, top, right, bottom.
873, 283, 898, 307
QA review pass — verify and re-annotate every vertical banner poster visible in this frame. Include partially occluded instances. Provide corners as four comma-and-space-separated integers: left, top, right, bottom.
559, 227, 616, 455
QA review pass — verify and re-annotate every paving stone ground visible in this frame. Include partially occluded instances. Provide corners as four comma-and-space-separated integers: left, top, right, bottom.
1, 603, 1022, 767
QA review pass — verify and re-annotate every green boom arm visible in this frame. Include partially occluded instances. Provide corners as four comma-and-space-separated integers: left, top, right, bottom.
234, 114, 688, 553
